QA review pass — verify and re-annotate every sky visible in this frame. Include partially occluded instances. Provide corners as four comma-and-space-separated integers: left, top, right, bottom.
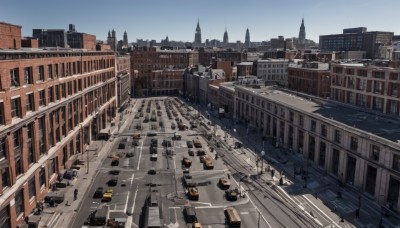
1, 0, 399, 44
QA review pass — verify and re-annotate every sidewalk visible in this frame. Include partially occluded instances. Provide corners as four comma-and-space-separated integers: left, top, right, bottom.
33, 101, 137, 228
214, 117, 400, 228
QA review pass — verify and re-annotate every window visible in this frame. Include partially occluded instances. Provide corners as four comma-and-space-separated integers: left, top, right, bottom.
28, 178, 36, 199
15, 189, 24, 216
0, 137, 6, 160
310, 120, 316, 132
26, 93, 34, 112
55, 85, 60, 101
15, 156, 23, 178
371, 145, 380, 161
39, 116, 46, 155
37, 65, 44, 81
0, 103, 3, 125
27, 124, 34, 165
334, 129, 341, 143
0, 203, 10, 228
393, 154, 400, 171
24, 67, 33, 85
289, 112, 294, 122
321, 124, 327, 137
13, 130, 21, 155
55, 64, 59, 78
48, 64, 53, 79
10, 68, 20, 87
1, 167, 10, 190
48, 87, 54, 103
299, 115, 304, 127
350, 136, 358, 151
39, 90, 45, 107
11, 97, 21, 118
39, 168, 46, 188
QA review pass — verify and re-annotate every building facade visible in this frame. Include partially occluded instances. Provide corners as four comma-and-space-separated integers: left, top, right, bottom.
0, 22, 22, 50
194, 19, 202, 46
130, 46, 198, 96
245, 28, 250, 48
116, 54, 131, 111
257, 59, 289, 85
298, 18, 306, 50
0, 48, 117, 227
288, 62, 331, 98
234, 85, 400, 212
330, 62, 400, 116
150, 69, 185, 95
32, 29, 68, 48
237, 62, 254, 77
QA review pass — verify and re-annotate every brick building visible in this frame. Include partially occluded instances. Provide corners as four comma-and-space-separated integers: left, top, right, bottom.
288, 62, 331, 98
0, 22, 22, 49
197, 48, 245, 66
151, 69, 185, 95
130, 46, 198, 96
0, 27, 117, 226
330, 62, 400, 116
116, 54, 131, 111
237, 62, 254, 77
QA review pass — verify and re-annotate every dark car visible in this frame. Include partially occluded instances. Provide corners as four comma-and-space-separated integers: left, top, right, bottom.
118, 143, 126, 150
107, 179, 118, 186
109, 170, 120, 175
111, 159, 119, 166
150, 146, 157, 154
186, 141, 193, 148
132, 140, 140, 147
148, 167, 156, 175
162, 140, 172, 147
188, 149, 194, 156
147, 132, 157, 137
151, 139, 158, 147
93, 187, 104, 198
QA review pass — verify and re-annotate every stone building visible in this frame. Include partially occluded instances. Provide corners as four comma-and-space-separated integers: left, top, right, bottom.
257, 59, 289, 85
233, 84, 400, 212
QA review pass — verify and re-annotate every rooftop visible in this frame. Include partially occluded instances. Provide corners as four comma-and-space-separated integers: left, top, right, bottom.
258, 58, 289, 63
238, 85, 400, 144
237, 62, 254, 66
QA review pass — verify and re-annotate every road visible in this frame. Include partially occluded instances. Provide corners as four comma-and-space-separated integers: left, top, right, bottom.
73, 96, 330, 228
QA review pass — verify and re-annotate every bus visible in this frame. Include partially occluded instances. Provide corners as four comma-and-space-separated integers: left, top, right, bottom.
225, 207, 241, 228
145, 206, 161, 228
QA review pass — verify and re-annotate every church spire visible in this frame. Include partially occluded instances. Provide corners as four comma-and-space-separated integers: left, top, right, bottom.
298, 17, 306, 49
194, 18, 202, 46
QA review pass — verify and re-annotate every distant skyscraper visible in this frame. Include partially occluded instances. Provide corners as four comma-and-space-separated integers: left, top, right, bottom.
194, 18, 202, 46
298, 18, 306, 49
245, 28, 250, 48
223, 27, 229, 45
123, 31, 128, 46
107, 29, 117, 51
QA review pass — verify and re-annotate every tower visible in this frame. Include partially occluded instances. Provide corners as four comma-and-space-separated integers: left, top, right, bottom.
223, 27, 229, 46
194, 18, 202, 46
245, 28, 250, 48
298, 18, 306, 49
107, 29, 117, 51
123, 31, 128, 46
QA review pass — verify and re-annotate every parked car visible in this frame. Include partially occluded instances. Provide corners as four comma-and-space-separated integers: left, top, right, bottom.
148, 167, 156, 175
188, 149, 194, 156
187, 141, 193, 148
93, 187, 104, 198
109, 170, 120, 175
102, 189, 113, 202
107, 179, 118, 186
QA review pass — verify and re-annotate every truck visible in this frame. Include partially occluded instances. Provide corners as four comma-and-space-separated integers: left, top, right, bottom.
192, 139, 202, 148
88, 205, 109, 226
219, 177, 231, 189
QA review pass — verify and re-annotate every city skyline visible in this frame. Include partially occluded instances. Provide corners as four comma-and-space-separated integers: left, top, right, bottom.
1, 0, 400, 44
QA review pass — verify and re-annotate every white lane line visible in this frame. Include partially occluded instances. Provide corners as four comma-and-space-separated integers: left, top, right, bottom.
124, 191, 130, 213
302, 195, 340, 227
109, 209, 125, 212
137, 138, 145, 170
131, 187, 139, 214
230, 176, 272, 228
130, 173, 135, 185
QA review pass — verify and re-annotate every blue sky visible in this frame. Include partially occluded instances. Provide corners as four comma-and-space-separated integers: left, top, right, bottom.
1, 0, 399, 43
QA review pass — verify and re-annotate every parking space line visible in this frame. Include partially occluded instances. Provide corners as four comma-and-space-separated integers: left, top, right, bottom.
124, 191, 130, 213
137, 138, 145, 170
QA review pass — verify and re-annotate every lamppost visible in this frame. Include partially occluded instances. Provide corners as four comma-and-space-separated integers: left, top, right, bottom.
260, 151, 265, 174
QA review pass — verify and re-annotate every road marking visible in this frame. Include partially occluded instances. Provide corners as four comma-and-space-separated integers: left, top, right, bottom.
240, 212, 249, 215
124, 191, 130, 213
137, 138, 145, 170
131, 187, 138, 214
130, 173, 135, 185
109, 209, 125, 212
302, 194, 340, 227
230, 175, 272, 228
195, 205, 225, 209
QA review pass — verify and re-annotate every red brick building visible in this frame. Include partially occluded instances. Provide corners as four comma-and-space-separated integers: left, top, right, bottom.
151, 69, 185, 95
0, 22, 22, 49
288, 62, 331, 98
0, 30, 117, 227
130, 46, 198, 96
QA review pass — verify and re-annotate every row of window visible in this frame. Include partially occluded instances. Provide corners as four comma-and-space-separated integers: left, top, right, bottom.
8, 59, 114, 89
3, 71, 115, 123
